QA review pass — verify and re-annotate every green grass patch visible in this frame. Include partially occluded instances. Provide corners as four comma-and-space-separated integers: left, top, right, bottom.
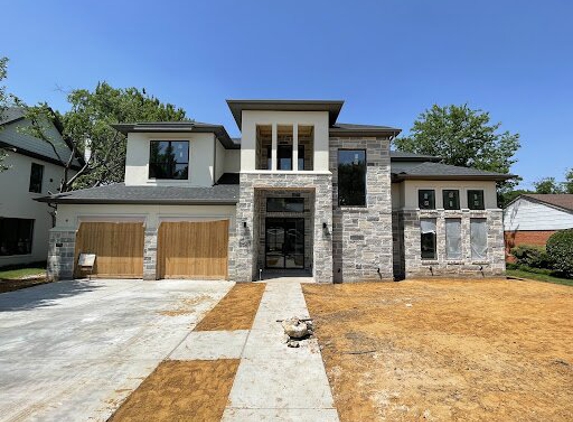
507, 268, 573, 287
0, 267, 46, 280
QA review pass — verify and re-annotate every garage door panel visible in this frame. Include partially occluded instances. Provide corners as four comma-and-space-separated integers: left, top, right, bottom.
74, 222, 144, 278
158, 220, 229, 279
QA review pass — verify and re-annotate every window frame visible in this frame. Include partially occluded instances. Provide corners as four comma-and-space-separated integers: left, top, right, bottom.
420, 218, 437, 260
148, 140, 190, 180
470, 218, 488, 260
0, 218, 34, 256
266, 197, 305, 213
445, 218, 462, 259
418, 189, 436, 210
442, 189, 460, 210
467, 189, 485, 210
337, 149, 367, 206
29, 163, 44, 193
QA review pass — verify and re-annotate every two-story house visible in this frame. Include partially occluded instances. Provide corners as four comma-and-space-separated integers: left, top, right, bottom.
0, 108, 78, 268
41, 100, 511, 282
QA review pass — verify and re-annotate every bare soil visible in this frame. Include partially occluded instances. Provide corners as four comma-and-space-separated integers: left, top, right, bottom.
108, 360, 240, 422
194, 283, 266, 331
303, 278, 573, 422
0, 278, 49, 293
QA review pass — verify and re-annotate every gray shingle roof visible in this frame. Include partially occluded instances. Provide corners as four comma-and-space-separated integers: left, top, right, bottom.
392, 161, 514, 181
36, 183, 239, 205
389, 151, 442, 162
0, 107, 78, 167
329, 122, 401, 137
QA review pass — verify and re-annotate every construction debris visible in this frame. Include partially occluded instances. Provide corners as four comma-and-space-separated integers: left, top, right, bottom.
281, 317, 314, 346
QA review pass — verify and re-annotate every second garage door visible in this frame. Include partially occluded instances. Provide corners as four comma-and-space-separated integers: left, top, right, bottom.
157, 220, 229, 279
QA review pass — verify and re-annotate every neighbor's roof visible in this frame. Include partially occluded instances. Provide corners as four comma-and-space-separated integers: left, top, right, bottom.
112, 121, 239, 149
392, 161, 515, 182
0, 107, 80, 169
514, 194, 573, 213
36, 182, 240, 205
330, 123, 401, 137
226, 99, 344, 129
390, 151, 442, 162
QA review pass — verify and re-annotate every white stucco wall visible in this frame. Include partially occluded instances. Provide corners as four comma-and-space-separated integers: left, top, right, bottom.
397, 180, 499, 210
0, 153, 70, 267
240, 110, 330, 172
56, 203, 237, 231
224, 149, 241, 174
215, 138, 226, 182
504, 198, 573, 231
124, 132, 216, 187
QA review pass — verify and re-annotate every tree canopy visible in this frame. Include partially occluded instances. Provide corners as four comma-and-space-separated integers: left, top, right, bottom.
533, 169, 573, 194
393, 104, 521, 205
0, 57, 20, 172
28, 81, 188, 191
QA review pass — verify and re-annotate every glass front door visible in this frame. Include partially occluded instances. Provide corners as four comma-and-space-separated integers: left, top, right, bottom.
265, 218, 304, 269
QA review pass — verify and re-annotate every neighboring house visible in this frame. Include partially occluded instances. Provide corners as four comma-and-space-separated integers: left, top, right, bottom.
40, 100, 512, 282
504, 194, 573, 251
0, 108, 78, 268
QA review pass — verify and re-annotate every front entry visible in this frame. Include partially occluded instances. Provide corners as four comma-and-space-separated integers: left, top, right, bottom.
265, 218, 304, 269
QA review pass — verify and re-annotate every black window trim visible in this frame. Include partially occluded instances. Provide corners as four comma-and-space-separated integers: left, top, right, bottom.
442, 189, 461, 210
467, 189, 485, 210
0, 218, 35, 256
337, 148, 367, 207
29, 162, 44, 194
418, 189, 436, 210
148, 140, 190, 180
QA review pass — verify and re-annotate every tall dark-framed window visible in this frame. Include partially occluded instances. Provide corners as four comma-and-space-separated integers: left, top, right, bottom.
29, 163, 44, 193
443, 190, 460, 210
420, 218, 437, 260
0, 218, 34, 256
468, 190, 485, 210
418, 190, 435, 209
149, 141, 189, 180
266, 198, 304, 213
338, 149, 366, 206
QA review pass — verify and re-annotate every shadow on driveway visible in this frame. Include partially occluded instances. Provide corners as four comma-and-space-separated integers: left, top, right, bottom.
0, 279, 102, 312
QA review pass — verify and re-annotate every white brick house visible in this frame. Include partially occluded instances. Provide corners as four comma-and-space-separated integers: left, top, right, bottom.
40, 100, 511, 282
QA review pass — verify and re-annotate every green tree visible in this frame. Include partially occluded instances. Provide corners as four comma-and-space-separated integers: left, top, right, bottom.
0, 57, 20, 172
533, 177, 563, 194
564, 168, 573, 194
393, 104, 521, 206
27, 81, 187, 192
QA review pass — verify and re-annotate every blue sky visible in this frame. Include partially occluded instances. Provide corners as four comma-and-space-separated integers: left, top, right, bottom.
1, 0, 572, 188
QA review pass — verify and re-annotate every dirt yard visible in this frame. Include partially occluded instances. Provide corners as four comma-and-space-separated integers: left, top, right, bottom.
303, 278, 573, 422
109, 360, 240, 421
194, 282, 266, 331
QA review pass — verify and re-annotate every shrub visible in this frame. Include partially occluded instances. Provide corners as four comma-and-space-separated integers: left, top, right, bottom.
510, 245, 551, 269
546, 229, 573, 278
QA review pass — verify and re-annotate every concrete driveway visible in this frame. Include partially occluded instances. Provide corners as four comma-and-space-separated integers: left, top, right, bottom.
0, 278, 232, 422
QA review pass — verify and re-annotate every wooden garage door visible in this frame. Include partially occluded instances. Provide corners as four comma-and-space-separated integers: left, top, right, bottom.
74, 222, 144, 278
158, 220, 229, 279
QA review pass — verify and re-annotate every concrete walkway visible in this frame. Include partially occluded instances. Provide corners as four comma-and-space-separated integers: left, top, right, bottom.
222, 278, 339, 421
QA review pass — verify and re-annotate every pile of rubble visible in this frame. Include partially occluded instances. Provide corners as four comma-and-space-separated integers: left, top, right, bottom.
280, 317, 314, 348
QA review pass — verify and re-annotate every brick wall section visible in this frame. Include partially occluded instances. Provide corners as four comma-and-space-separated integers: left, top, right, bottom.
504, 230, 557, 250
235, 173, 333, 283
329, 136, 394, 282
47, 229, 76, 281
398, 209, 506, 278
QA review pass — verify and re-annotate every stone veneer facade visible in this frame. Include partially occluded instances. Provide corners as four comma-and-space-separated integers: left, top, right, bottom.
393, 209, 506, 279
47, 229, 76, 281
329, 136, 394, 282
234, 172, 333, 283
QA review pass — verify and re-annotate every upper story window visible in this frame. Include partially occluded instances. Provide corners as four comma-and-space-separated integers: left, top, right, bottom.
149, 141, 189, 180
418, 189, 435, 209
338, 150, 366, 206
29, 163, 44, 193
268, 145, 304, 171
443, 190, 460, 210
468, 190, 485, 210
256, 124, 314, 171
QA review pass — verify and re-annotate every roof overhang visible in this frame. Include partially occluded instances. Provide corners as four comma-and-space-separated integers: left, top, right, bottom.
112, 122, 239, 149
329, 126, 401, 138
392, 173, 516, 182
226, 99, 344, 129
35, 197, 238, 205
